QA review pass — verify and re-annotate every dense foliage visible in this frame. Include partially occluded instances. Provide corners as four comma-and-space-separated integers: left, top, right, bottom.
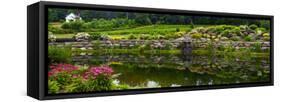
47, 8, 271, 94
48, 46, 72, 64
48, 8, 270, 29
48, 64, 119, 94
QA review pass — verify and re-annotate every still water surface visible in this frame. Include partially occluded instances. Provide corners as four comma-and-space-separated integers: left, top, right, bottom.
72, 53, 270, 88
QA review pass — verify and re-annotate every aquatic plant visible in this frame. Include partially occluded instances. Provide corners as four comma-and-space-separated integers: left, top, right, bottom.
48, 46, 72, 64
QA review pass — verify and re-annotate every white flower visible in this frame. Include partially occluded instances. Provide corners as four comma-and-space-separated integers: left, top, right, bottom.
48, 32, 56, 42
74, 32, 90, 41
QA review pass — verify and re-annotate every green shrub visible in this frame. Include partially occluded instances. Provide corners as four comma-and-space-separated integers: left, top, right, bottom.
185, 28, 192, 33
86, 18, 136, 29
61, 22, 70, 29
101, 34, 110, 40
259, 20, 270, 30
176, 28, 180, 32
256, 28, 267, 33
244, 35, 253, 41
222, 30, 231, 38
224, 44, 235, 52
48, 46, 72, 64
155, 35, 165, 40
70, 77, 113, 92
215, 25, 225, 33
263, 33, 270, 37
191, 33, 203, 40
140, 34, 149, 40
164, 41, 173, 50
206, 27, 217, 33
48, 80, 60, 94
249, 24, 258, 30
217, 44, 225, 51
230, 27, 241, 34
54, 72, 72, 86
128, 34, 137, 39
251, 42, 262, 52
230, 36, 240, 41
263, 37, 270, 41
206, 41, 214, 52
89, 32, 102, 40
175, 32, 185, 37
240, 25, 249, 30
48, 25, 74, 34
164, 32, 183, 39
61, 20, 85, 32
188, 24, 194, 29
192, 27, 206, 33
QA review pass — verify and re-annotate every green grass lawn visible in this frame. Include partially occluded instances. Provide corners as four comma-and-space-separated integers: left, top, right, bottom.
54, 34, 75, 38
53, 24, 192, 39
93, 24, 191, 35
49, 22, 62, 28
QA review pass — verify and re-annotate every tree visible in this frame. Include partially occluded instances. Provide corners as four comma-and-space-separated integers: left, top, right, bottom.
134, 13, 152, 25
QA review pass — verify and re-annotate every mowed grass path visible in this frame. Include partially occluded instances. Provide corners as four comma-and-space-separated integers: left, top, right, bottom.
55, 34, 75, 38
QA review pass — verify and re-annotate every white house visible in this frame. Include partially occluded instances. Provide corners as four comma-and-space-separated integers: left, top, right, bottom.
65, 13, 82, 22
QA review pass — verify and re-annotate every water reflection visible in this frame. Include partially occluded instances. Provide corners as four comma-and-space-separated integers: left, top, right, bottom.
71, 53, 270, 88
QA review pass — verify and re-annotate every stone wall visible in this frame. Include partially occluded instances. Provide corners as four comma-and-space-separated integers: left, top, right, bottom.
49, 40, 270, 50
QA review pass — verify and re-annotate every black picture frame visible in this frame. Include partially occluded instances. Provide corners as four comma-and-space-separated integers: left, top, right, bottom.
27, 1, 274, 100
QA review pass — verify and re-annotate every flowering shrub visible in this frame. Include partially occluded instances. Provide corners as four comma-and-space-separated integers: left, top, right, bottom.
84, 66, 113, 79
48, 32, 56, 42
48, 64, 79, 77
74, 32, 90, 41
48, 64, 115, 94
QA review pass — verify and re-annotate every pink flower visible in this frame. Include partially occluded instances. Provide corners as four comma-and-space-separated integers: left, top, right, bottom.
83, 65, 113, 80
72, 75, 78, 78
48, 72, 54, 77
48, 64, 114, 81
48, 63, 80, 76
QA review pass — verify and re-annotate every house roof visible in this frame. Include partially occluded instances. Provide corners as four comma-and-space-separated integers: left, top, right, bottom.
65, 13, 80, 19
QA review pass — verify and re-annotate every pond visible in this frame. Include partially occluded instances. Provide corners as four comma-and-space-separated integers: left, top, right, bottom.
71, 52, 270, 88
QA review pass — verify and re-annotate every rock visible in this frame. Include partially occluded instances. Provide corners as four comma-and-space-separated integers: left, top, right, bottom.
261, 47, 269, 50
244, 43, 251, 47
263, 42, 270, 47
200, 38, 208, 42
220, 37, 229, 41
80, 47, 86, 50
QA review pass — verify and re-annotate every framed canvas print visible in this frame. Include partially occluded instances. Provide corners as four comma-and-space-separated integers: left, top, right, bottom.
27, 1, 274, 100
